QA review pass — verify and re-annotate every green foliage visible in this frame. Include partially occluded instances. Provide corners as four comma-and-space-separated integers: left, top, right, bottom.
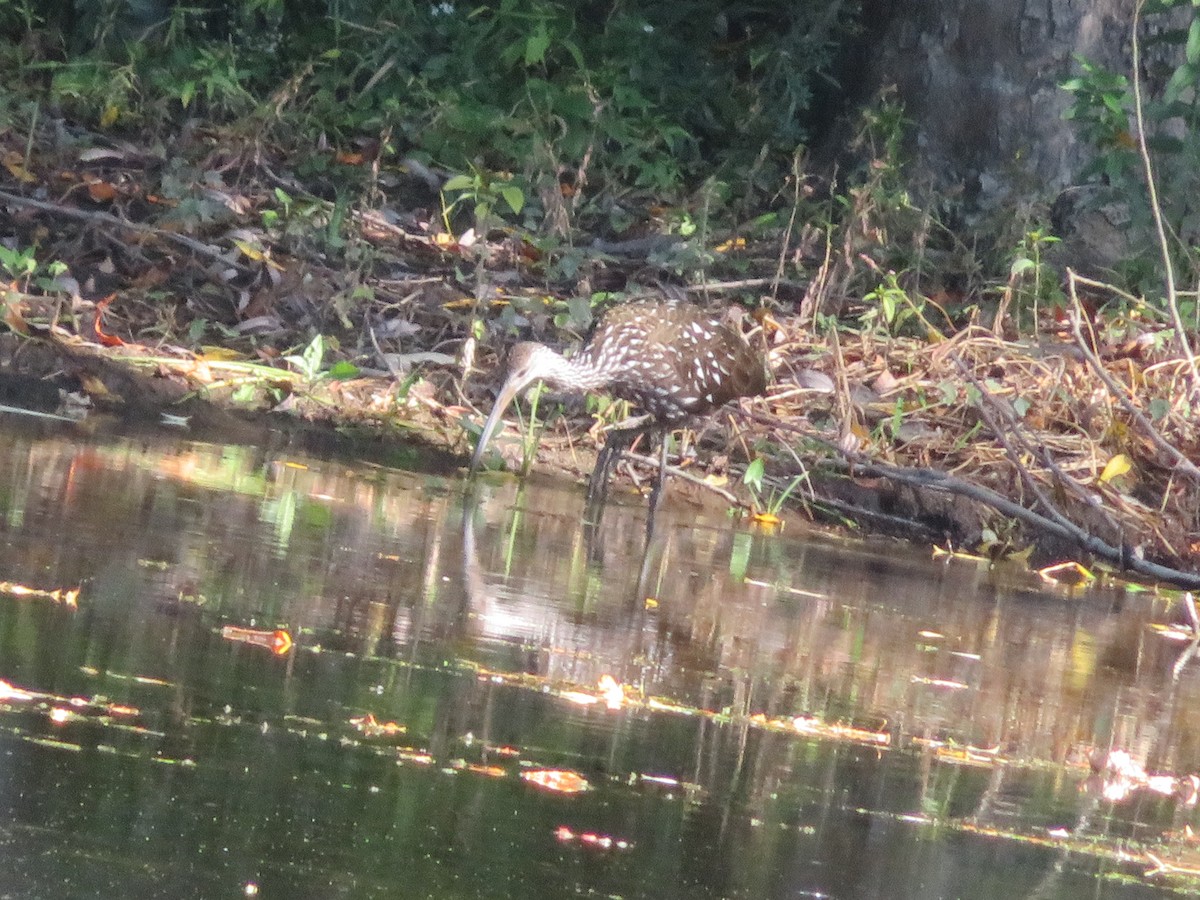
0, 244, 37, 284
441, 167, 526, 232
1005, 227, 1063, 330
283, 334, 359, 381
860, 271, 947, 339
7, 0, 856, 216
743, 456, 805, 517
1063, 2, 1200, 298
0, 244, 70, 297
861, 273, 916, 334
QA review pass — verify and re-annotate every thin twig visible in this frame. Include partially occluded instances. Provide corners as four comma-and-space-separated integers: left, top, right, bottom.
621, 450, 742, 506
950, 354, 1112, 532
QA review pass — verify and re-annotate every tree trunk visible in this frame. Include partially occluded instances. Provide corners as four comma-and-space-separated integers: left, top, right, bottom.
839, 0, 1140, 268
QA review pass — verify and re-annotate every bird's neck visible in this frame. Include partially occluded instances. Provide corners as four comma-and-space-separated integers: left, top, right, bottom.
542, 348, 612, 391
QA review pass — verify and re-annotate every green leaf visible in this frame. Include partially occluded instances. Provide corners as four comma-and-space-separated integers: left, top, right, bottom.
1187, 18, 1200, 65
1164, 61, 1198, 104
1010, 257, 1036, 276
302, 335, 325, 376
525, 23, 551, 66
442, 174, 475, 192
327, 361, 360, 380
743, 456, 765, 491
562, 38, 585, 69
1101, 91, 1126, 115
879, 291, 895, 325
728, 531, 752, 582
499, 184, 524, 214
231, 383, 259, 405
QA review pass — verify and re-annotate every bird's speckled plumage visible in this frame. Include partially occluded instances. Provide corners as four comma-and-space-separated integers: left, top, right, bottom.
469, 300, 767, 496
567, 301, 766, 421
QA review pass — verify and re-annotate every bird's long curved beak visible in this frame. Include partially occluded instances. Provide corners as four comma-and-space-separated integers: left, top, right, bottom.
469, 373, 532, 475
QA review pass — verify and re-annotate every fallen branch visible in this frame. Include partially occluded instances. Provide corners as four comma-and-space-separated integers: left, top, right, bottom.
0, 188, 254, 276
737, 409, 1200, 589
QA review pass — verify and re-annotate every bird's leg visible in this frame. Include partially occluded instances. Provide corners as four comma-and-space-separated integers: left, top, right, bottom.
587, 423, 638, 505
586, 413, 652, 505
648, 429, 670, 513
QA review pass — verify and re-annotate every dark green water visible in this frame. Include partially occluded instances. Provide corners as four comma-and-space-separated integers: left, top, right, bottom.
0, 420, 1195, 898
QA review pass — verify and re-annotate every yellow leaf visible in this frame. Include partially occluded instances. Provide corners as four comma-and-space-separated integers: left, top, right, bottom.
231, 240, 282, 269
100, 104, 120, 128
2, 152, 36, 184
1099, 453, 1132, 483
198, 346, 246, 361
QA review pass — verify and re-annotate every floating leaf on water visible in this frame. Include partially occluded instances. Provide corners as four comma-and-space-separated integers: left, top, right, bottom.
1036, 561, 1095, 586
396, 749, 434, 766
521, 769, 589, 794
554, 826, 633, 850
467, 764, 506, 778
0, 581, 80, 607
349, 713, 406, 737
0, 680, 36, 702
221, 625, 293, 655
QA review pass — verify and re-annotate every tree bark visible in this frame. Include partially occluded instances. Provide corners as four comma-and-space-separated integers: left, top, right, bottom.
839, 0, 1139, 266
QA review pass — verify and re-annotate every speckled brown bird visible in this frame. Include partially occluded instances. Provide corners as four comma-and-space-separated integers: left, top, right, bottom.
469, 299, 767, 506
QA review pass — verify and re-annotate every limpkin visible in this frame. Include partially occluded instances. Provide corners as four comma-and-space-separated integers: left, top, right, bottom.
468, 299, 767, 507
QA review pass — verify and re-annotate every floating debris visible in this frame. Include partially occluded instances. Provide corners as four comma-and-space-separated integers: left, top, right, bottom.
561, 675, 627, 710
1037, 561, 1095, 586
1085, 749, 1198, 806
911, 676, 970, 690
0, 580, 79, 607
554, 826, 632, 850
786, 714, 892, 747
521, 769, 589, 794
221, 625, 293, 655
0, 680, 37, 702
349, 713, 406, 738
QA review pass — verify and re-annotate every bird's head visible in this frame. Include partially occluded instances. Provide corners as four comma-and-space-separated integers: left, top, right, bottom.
468, 342, 566, 474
